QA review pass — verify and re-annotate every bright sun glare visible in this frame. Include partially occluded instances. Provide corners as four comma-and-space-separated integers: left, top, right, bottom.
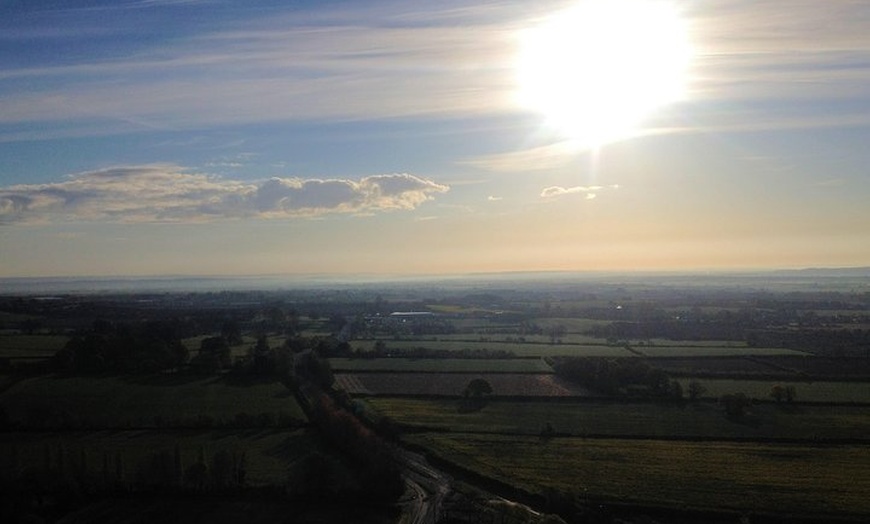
516, 0, 692, 148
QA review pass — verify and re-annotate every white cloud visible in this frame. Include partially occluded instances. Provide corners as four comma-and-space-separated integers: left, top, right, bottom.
0, 165, 448, 224
540, 184, 618, 200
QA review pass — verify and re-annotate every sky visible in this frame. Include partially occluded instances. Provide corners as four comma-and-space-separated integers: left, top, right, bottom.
1, 0, 869, 278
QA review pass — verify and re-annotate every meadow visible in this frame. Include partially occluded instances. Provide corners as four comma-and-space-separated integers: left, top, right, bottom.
0, 374, 306, 428
364, 398, 870, 440
406, 433, 870, 518
674, 378, 870, 404
635, 346, 807, 357
0, 428, 313, 487
328, 357, 553, 373
334, 372, 590, 397
350, 337, 805, 358
0, 334, 69, 358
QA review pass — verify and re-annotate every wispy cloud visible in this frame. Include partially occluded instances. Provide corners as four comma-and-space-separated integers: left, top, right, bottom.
0, 3, 515, 140
461, 141, 583, 173
691, 0, 870, 100
0, 165, 448, 224
1, 0, 867, 144
540, 184, 619, 200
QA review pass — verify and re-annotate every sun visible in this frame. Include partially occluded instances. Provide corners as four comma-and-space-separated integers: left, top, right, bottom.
515, 0, 692, 147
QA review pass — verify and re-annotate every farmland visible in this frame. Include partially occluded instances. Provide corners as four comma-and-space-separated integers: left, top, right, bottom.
406, 433, 870, 518
328, 357, 553, 373
0, 428, 314, 488
335, 372, 590, 397
0, 374, 306, 429
673, 378, 870, 404
364, 398, 870, 440
1, 274, 870, 522
0, 334, 69, 358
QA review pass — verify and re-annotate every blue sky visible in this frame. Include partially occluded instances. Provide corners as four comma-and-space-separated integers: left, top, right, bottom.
1, 0, 869, 277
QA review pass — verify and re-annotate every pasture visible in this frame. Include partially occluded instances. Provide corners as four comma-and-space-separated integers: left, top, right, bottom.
637, 346, 807, 357
407, 433, 870, 518
0, 374, 306, 429
675, 378, 870, 404
365, 398, 870, 440
0, 334, 69, 358
328, 357, 553, 373
0, 428, 316, 488
351, 338, 636, 358
334, 373, 591, 397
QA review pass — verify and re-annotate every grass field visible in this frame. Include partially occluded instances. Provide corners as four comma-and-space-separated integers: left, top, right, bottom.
406, 432, 870, 518
351, 339, 636, 358
0, 428, 316, 487
530, 317, 612, 332
366, 398, 870, 440
182, 335, 287, 358
0, 334, 69, 358
350, 338, 806, 358
0, 374, 306, 428
675, 378, 870, 404
644, 338, 749, 347
334, 373, 591, 397
328, 358, 553, 373
431, 333, 606, 345
637, 346, 808, 357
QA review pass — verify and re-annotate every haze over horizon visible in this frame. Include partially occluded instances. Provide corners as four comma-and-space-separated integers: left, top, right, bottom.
2, 0, 869, 278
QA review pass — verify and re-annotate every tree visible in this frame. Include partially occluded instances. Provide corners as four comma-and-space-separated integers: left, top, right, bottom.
192, 336, 231, 373
668, 380, 684, 400
464, 378, 493, 398
687, 380, 706, 401
722, 393, 751, 419
540, 421, 556, 441
770, 384, 785, 403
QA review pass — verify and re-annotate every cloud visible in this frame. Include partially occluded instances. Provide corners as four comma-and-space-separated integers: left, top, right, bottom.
0, 2, 516, 141
0, 165, 448, 224
2, 0, 868, 144
540, 184, 618, 200
461, 141, 584, 173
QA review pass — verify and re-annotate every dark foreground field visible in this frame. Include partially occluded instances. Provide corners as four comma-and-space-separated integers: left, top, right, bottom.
2, 277, 870, 523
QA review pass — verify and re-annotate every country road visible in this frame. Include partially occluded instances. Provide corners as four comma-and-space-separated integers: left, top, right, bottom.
400, 450, 451, 524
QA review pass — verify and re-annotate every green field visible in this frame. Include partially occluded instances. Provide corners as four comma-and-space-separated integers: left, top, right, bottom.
638, 346, 808, 357
431, 333, 606, 345
182, 335, 287, 358
329, 357, 553, 373
0, 334, 69, 358
0, 374, 306, 428
530, 317, 612, 331
644, 338, 749, 347
366, 398, 870, 440
0, 428, 314, 488
350, 338, 806, 358
676, 378, 870, 404
406, 432, 870, 518
352, 339, 636, 358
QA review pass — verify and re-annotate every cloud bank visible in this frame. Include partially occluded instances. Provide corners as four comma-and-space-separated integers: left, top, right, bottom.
0, 165, 448, 224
